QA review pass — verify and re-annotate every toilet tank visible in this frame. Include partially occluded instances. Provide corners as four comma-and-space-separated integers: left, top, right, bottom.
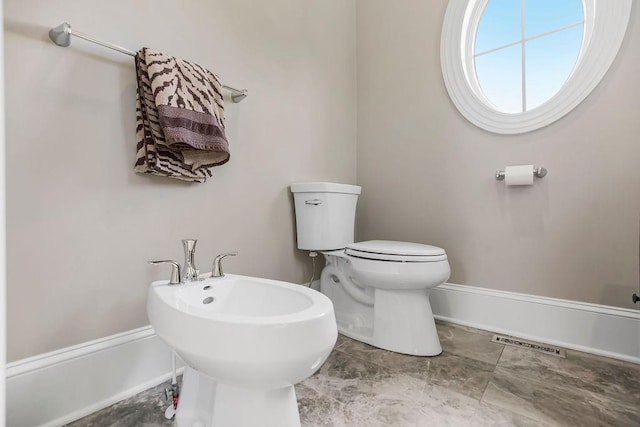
290, 182, 361, 251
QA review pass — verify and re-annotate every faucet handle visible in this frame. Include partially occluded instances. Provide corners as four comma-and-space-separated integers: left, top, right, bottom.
149, 260, 182, 285
211, 252, 237, 278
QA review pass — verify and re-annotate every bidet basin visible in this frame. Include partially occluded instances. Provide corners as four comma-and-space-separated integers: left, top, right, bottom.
148, 274, 337, 388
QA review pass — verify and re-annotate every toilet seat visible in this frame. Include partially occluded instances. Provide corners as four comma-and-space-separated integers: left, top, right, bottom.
345, 240, 447, 262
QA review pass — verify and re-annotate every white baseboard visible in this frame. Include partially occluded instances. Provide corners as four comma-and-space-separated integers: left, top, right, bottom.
431, 283, 640, 364
6, 326, 182, 427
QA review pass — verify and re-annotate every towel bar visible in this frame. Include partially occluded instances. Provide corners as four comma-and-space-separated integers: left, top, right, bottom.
48, 22, 248, 103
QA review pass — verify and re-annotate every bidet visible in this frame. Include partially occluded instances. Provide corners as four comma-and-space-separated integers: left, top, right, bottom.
147, 274, 337, 427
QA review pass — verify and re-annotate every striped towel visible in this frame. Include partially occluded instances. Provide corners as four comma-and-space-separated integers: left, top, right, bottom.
134, 48, 229, 182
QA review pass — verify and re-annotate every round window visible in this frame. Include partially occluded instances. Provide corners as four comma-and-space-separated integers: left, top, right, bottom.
441, 0, 632, 134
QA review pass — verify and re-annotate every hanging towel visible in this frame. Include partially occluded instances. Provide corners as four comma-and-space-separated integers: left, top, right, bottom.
134, 48, 229, 182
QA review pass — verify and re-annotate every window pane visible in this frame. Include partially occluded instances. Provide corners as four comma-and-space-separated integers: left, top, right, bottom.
475, 0, 521, 54
475, 43, 522, 113
525, 0, 583, 38
526, 25, 583, 110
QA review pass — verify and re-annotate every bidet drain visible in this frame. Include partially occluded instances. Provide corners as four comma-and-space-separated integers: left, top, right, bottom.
492, 335, 566, 358
202, 296, 215, 304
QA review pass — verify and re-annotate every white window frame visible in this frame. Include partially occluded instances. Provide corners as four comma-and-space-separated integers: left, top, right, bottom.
441, 0, 632, 134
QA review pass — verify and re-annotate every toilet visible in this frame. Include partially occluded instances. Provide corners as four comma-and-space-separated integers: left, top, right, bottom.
291, 182, 451, 356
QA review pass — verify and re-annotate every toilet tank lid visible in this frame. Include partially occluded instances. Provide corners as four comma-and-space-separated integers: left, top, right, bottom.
290, 182, 362, 195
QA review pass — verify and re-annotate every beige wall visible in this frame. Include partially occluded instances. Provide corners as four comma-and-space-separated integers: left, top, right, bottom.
6, 0, 639, 362
5, 0, 356, 361
356, 0, 640, 309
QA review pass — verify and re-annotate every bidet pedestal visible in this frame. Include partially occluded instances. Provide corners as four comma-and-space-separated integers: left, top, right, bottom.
372, 288, 442, 356
176, 367, 301, 427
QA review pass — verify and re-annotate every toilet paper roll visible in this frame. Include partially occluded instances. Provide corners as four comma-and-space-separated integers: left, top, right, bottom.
504, 165, 534, 186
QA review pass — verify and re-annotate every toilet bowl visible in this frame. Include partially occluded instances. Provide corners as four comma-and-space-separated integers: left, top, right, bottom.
320, 240, 450, 356
291, 182, 451, 356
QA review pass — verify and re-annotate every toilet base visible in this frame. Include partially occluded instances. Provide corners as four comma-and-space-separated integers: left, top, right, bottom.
176, 367, 301, 427
320, 252, 446, 357
373, 288, 442, 356
336, 288, 442, 356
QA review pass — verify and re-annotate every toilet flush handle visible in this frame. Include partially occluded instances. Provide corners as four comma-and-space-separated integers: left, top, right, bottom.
305, 199, 322, 206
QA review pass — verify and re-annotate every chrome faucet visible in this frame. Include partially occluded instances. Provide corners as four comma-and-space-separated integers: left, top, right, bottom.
182, 239, 200, 282
211, 252, 237, 278
148, 260, 182, 285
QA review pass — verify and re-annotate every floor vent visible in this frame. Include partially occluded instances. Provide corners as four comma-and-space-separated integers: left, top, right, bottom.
491, 335, 566, 358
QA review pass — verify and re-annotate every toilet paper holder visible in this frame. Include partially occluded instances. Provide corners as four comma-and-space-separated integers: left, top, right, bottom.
495, 167, 547, 181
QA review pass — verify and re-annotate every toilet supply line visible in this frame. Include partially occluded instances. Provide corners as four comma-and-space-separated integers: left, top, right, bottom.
307, 251, 318, 287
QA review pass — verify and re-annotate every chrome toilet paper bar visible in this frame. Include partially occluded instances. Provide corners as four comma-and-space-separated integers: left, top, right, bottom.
495, 167, 547, 181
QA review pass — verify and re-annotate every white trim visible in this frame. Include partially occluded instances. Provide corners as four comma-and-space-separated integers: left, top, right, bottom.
441, 0, 633, 134
431, 283, 640, 364
6, 325, 156, 378
6, 326, 182, 427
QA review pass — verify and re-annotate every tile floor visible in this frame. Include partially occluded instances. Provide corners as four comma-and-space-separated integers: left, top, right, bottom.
67, 321, 640, 426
